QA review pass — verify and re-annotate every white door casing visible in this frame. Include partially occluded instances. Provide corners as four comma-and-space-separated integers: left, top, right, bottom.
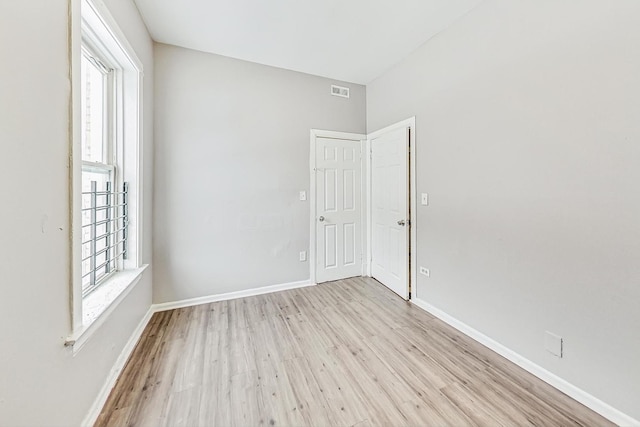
311, 132, 364, 284
370, 126, 410, 299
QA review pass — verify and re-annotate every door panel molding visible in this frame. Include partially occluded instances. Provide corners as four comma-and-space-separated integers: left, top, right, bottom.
310, 129, 366, 284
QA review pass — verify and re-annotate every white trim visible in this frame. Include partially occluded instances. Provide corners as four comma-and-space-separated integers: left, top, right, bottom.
66, 265, 148, 353
367, 117, 415, 140
309, 129, 366, 284
71, 0, 84, 333
81, 306, 153, 427
152, 280, 317, 313
310, 129, 365, 141
309, 130, 317, 284
71, 0, 144, 334
365, 137, 372, 276
359, 138, 367, 277
81, 0, 143, 71
411, 298, 640, 427
366, 117, 417, 299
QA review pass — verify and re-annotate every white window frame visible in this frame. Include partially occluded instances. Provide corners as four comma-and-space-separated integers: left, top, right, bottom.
67, 0, 145, 351
80, 44, 121, 295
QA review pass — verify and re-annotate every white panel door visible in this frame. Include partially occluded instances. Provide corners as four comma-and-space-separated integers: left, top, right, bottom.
371, 127, 409, 299
316, 138, 362, 283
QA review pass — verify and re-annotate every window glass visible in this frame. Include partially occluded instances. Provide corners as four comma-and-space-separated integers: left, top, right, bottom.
81, 52, 107, 164
80, 49, 118, 295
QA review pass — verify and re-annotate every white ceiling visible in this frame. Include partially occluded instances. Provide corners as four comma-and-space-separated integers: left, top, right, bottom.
134, 0, 482, 84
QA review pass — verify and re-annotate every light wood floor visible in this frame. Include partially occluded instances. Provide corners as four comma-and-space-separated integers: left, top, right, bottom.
96, 277, 613, 426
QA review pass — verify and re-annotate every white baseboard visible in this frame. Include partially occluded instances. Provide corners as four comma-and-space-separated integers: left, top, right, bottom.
152, 279, 316, 312
82, 307, 154, 427
411, 298, 639, 427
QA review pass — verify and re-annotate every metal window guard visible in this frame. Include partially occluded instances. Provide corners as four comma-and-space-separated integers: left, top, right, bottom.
81, 181, 128, 297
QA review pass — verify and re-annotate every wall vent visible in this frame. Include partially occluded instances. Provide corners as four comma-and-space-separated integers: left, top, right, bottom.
331, 85, 350, 98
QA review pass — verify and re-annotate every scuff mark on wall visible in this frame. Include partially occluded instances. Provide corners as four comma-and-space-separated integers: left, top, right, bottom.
41, 214, 49, 234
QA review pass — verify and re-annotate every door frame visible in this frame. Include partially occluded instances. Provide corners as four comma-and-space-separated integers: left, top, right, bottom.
310, 129, 366, 285
366, 117, 417, 299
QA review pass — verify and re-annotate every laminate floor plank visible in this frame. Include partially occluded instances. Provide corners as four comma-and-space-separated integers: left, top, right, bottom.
440, 381, 522, 427
302, 346, 370, 427
326, 345, 411, 427
96, 277, 615, 427
281, 356, 336, 425
163, 386, 202, 427
229, 370, 263, 427
255, 358, 306, 427
465, 369, 566, 426
398, 400, 448, 427
366, 332, 456, 396
205, 300, 229, 332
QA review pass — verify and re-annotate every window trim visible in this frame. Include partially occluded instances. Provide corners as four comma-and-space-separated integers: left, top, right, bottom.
68, 0, 145, 349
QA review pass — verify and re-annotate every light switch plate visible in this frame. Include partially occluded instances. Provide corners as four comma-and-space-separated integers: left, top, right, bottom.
299, 191, 307, 201
421, 193, 429, 206
299, 251, 307, 262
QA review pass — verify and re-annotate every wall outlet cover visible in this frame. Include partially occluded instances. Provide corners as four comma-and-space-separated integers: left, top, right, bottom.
545, 331, 563, 358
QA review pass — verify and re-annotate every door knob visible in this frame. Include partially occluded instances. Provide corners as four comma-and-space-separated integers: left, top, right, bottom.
397, 220, 406, 226
319, 216, 325, 222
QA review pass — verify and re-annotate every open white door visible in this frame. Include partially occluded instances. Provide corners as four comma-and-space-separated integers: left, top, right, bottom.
314, 137, 363, 283
371, 126, 410, 299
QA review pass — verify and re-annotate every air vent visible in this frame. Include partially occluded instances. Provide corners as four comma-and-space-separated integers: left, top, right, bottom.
331, 85, 350, 98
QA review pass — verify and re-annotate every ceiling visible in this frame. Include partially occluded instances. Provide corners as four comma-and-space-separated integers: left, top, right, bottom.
134, 0, 482, 84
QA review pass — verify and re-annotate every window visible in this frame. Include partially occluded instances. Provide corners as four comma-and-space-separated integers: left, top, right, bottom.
80, 47, 129, 296
67, 0, 145, 347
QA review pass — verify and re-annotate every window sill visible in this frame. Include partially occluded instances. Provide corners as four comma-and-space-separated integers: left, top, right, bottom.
65, 264, 148, 354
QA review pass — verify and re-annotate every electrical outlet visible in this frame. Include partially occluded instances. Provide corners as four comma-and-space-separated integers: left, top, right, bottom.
419, 266, 430, 277
299, 190, 307, 201
299, 251, 307, 262
421, 193, 429, 206
545, 331, 563, 358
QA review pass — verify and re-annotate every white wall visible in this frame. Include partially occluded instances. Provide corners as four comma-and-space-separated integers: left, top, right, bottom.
153, 44, 366, 303
0, 0, 154, 425
367, 0, 640, 420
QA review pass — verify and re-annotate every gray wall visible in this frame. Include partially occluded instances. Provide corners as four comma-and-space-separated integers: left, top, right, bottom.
367, 0, 640, 420
153, 44, 366, 303
0, 0, 154, 425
